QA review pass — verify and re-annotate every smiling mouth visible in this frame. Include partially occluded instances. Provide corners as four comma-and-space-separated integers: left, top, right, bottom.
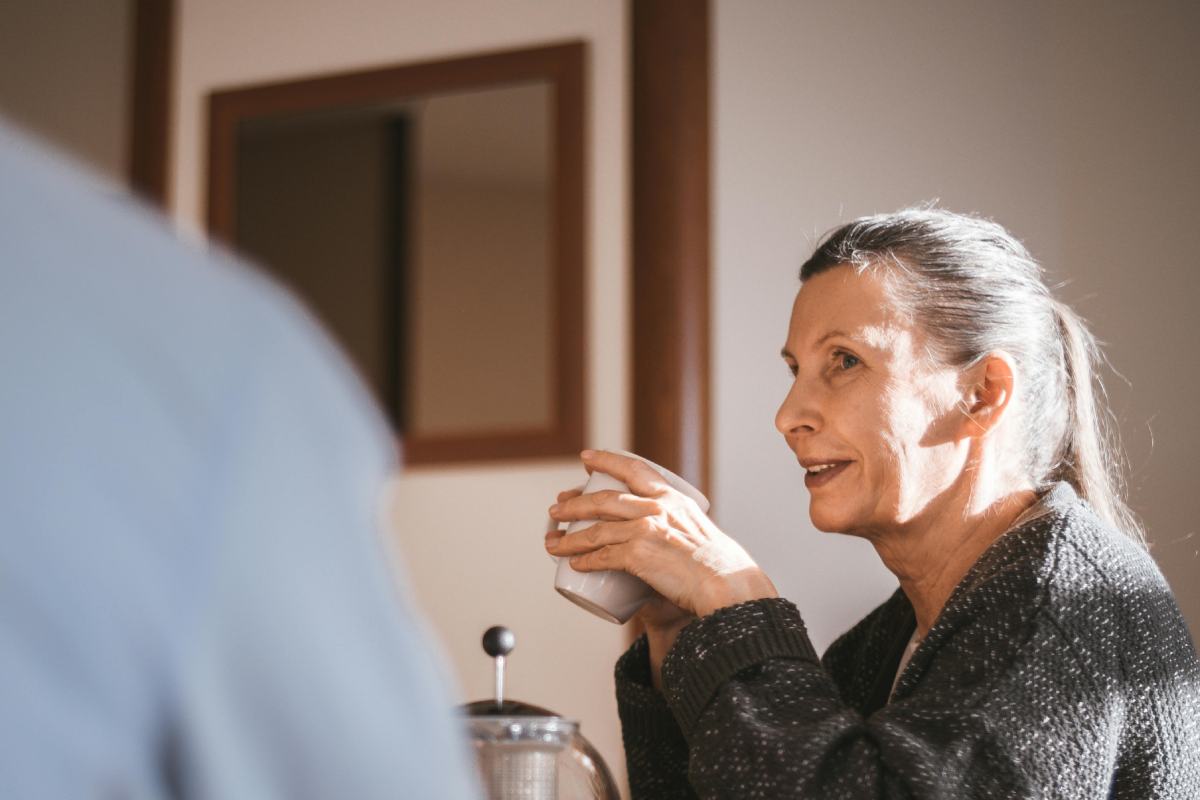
803, 460, 852, 488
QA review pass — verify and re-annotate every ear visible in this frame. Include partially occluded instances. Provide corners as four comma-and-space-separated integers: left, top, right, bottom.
957, 352, 1017, 438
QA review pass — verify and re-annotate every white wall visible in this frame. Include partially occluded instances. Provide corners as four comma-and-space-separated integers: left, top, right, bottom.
1043, 1, 1200, 644
713, 0, 1200, 649
171, 0, 631, 788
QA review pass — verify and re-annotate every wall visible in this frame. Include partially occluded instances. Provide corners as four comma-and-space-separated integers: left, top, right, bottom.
413, 178, 553, 434
0, 0, 132, 182
171, 0, 631, 787
1045, 1, 1200, 643
713, 0, 1199, 649
413, 83, 553, 435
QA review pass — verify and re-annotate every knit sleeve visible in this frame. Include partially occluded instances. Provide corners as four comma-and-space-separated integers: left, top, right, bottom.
657, 598, 1061, 798
614, 635, 697, 799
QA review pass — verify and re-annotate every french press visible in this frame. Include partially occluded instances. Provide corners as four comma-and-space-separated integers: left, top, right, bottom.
461, 626, 619, 800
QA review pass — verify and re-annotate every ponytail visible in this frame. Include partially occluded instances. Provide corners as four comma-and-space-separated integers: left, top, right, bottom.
1050, 301, 1146, 545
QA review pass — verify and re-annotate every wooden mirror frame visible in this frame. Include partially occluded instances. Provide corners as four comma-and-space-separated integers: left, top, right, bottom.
206, 42, 586, 465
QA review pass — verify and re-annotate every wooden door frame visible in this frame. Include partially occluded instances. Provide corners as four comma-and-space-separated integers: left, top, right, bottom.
631, 0, 712, 496
128, 0, 174, 208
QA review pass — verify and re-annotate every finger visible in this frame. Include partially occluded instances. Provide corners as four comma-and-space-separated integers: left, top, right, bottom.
580, 450, 671, 498
556, 487, 584, 503
550, 490, 659, 524
547, 485, 586, 535
548, 520, 638, 557
567, 543, 626, 573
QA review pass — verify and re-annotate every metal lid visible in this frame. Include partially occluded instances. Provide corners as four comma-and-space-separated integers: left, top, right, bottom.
460, 699, 560, 718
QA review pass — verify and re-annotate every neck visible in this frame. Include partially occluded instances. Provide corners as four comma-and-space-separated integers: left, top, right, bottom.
871, 477, 1037, 639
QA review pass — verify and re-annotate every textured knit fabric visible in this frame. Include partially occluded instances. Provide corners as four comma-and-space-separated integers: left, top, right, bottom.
615, 483, 1200, 798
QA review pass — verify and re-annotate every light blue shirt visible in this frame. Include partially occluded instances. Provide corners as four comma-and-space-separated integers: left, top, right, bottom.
0, 120, 480, 799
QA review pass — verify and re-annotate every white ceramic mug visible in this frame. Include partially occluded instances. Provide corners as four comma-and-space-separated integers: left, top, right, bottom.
553, 450, 710, 624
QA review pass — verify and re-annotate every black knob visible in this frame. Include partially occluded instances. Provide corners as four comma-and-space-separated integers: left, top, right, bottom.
482, 626, 515, 658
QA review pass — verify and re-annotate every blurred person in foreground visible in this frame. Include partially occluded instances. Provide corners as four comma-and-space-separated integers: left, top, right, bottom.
0, 119, 479, 799
547, 208, 1200, 797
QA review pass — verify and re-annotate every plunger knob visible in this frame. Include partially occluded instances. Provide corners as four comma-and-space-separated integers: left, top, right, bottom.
482, 626, 515, 658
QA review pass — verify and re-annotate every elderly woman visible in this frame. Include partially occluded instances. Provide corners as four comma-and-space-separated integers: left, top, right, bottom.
545, 209, 1200, 798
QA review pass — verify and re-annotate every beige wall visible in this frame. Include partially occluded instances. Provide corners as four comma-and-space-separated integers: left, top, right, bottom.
1044, 1, 1200, 642
0, 0, 132, 182
413, 178, 553, 434
713, 0, 1200, 647
412, 83, 552, 435
171, 0, 631, 787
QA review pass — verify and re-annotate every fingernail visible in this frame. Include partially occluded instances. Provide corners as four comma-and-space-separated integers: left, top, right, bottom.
549, 503, 560, 515
580, 449, 596, 459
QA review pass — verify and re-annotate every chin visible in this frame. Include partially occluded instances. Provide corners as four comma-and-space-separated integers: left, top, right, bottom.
807, 499, 858, 536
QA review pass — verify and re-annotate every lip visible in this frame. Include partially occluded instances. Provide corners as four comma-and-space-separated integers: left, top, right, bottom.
802, 460, 852, 490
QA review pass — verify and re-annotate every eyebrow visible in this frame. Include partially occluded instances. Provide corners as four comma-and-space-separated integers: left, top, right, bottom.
780, 329, 852, 360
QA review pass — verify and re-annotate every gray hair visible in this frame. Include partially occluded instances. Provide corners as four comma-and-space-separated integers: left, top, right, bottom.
800, 207, 1144, 544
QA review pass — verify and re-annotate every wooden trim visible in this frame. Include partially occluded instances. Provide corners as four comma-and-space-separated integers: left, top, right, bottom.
403, 429, 583, 465
128, 0, 173, 208
552, 37, 588, 468
631, 0, 712, 495
206, 42, 587, 466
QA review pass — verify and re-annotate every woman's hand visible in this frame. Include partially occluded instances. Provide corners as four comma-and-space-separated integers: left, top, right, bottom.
544, 450, 778, 621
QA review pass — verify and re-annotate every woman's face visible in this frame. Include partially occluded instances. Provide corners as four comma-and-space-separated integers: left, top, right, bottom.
775, 265, 969, 537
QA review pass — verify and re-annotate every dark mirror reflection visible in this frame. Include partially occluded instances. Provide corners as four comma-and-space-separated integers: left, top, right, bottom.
234, 81, 554, 440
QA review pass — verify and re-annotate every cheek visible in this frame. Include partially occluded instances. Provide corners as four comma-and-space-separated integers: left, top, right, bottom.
830, 383, 906, 492
886, 390, 934, 454
875, 384, 938, 485
830, 387, 887, 459
883, 378, 964, 493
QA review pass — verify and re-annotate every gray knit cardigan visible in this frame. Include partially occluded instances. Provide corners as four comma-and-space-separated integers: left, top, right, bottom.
614, 483, 1200, 798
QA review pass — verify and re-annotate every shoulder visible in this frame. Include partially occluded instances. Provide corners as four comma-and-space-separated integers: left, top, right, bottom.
945, 483, 1166, 625
1040, 491, 1198, 687
0, 120, 397, 602
2, 118, 387, 448
933, 484, 1197, 696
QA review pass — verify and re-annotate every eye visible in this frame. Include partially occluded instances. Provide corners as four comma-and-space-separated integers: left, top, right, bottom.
833, 350, 860, 371
785, 361, 798, 378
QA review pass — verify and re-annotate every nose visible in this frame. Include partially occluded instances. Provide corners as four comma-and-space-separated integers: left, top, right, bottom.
775, 378, 822, 438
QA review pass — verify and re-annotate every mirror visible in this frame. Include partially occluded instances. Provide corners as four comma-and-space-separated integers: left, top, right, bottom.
207, 43, 585, 464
